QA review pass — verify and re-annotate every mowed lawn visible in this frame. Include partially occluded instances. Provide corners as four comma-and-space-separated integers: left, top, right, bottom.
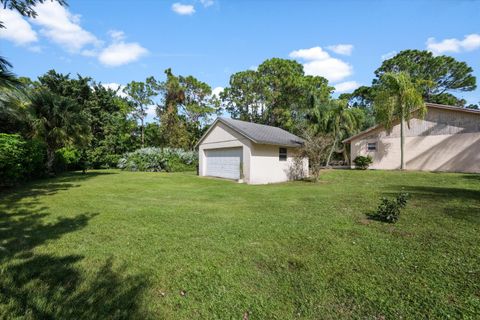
0, 170, 479, 319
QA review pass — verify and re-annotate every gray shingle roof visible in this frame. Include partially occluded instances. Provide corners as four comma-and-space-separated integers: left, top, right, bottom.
217, 117, 304, 147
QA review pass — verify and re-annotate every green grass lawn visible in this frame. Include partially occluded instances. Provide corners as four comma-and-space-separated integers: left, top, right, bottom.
1, 170, 479, 319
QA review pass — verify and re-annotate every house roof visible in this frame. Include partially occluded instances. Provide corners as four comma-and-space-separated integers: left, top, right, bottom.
342, 102, 480, 143
195, 117, 305, 148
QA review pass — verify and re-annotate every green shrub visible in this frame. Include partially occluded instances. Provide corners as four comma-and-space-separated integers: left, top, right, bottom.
353, 155, 373, 170
369, 192, 409, 223
87, 147, 121, 169
0, 134, 46, 186
55, 147, 81, 172
117, 147, 197, 172
24, 139, 47, 179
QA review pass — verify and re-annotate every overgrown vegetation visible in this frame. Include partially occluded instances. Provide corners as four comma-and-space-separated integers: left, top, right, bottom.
117, 148, 197, 172
0, 133, 45, 186
353, 155, 373, 170
296, 131, 333, 181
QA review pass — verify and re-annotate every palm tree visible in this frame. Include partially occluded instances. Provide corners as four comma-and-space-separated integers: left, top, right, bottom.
28, 89, 91, 174
323, 99, 364, 166
0, 57, 21, 90
374, 72, 425, 170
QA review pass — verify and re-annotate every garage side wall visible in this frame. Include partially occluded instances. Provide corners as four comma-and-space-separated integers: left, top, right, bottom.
249, 144, 308, 184
198, 122, 252, 182
350, 108, 480, 173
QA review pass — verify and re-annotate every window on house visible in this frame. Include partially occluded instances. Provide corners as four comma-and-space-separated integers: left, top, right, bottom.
367, 142, 377, 151
279, 147, 287, 161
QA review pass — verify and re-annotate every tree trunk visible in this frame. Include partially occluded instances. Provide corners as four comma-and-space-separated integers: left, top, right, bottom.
400, 109, 405, 170
342, 145, 350, 166
46, 147, 55, 176
326, 136, 337, 167
141, 118, 145, 148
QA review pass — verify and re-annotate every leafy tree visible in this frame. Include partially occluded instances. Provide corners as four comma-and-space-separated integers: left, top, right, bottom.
28, 90, 90, 174
374, 50, 476, 106
307, 99, 364, 165
87, 84, 139, 167
324, 100, 365, 166
297, 131, 333, 182
374, 72, 425, 170
221, 70, 264, 123
466, 102, 479, 110
156, 69, 219, 149
0, 57, 21, 89
144, 122, 162, 147
179, 75, 219, 125
123, 77, 159, 147
178, 75, 219, 148
221, 58, 332, 132
156, 69, 188, 149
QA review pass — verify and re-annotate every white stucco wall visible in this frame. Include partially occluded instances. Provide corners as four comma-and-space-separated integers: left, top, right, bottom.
249, 144, 308, 184
350, 107, 480, 173
198, 122, 308, 184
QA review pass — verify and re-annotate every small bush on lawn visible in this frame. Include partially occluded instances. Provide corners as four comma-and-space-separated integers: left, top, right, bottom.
369, 192, 409, 223
354, 155, 373, 170
0, 133, 46, 186
117, 147, 197, 172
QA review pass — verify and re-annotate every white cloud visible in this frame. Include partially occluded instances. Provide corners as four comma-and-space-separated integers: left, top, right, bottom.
426, 33, 480, 55
31, 1, 101, 52
200, 0, 214, 7
108, 30, 126, 42
327, 44, 353, 56
172, 3, 196, 15
334, 81, 360, 93
289, 46, 353, 82
146, 105, 157, 116
0, 2, 149, 67
211, 86, 224, 97
0, 9, 38, 45
98, 42, 148, 67
289, 46, 330, 61
97, 29, 148, 67
381, 50, 397, 60
101, 83, 127, 97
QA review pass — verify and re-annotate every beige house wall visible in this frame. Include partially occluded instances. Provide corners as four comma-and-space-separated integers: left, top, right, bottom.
249, 144, 308, 184
350, 107, 480, 173
198, 121, 308, 184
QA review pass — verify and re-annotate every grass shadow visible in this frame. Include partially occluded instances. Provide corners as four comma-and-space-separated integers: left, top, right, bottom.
0, 171, 150, 319
0, 254, 149, 319
383, 185, 480, 223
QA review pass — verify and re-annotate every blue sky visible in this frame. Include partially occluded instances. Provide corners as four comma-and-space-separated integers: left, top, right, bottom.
1, 0, 479, 120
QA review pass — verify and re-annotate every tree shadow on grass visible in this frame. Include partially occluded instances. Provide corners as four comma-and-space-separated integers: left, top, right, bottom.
0, 254, 149, 319
460, 173, 480, 182
0, 171, 118, 199
0, 172, 151, 319
383, 185, 480, 223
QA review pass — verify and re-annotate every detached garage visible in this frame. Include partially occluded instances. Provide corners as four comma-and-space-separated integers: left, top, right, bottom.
195, 117, 308, 184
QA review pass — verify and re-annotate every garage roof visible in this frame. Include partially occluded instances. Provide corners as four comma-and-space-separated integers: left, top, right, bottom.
196, 117, 305, 148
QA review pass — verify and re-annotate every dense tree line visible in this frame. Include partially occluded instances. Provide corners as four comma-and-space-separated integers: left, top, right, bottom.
0, 1, 477, 182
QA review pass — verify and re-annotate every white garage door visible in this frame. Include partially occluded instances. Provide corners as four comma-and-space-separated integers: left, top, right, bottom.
205, 147, 242, 180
